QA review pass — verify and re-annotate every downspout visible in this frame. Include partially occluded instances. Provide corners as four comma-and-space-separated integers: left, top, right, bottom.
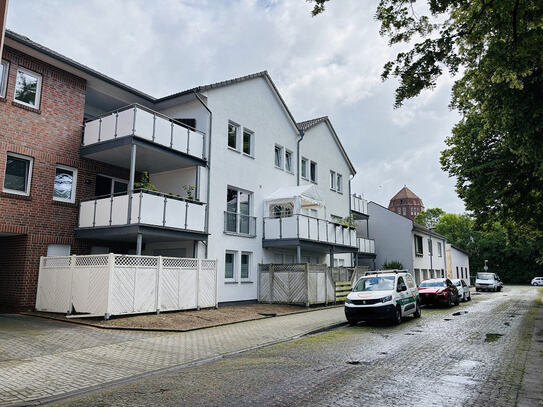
296, 129, 305, 186
194, 91, 212, 258
349, 174, 354, 267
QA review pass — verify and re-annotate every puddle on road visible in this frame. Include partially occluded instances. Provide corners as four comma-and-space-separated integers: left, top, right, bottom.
444, 318, 452, 321
485, 333, 504, 342
442, 374, 477, 385
452, 311, 469, 316
504, 322, 510, 326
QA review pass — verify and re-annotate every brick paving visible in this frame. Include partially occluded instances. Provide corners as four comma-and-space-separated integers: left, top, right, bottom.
0, 306, 344, 406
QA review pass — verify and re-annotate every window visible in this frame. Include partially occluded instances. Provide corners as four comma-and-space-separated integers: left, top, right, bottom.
330, 170, 336, 190
14, 67, 42, 109
225, 252, 235, 280
310, 161, 317, 183
397, 277, 407, 291
285, 150, 293, 173
437, 242, 442, 257
402, 207, 406, 216
47, 244, 70, 257
242, 129, 253, 156
274, 145, 283, 168
0, 60, 8, 98
271, 203, 293, 218
428, 239, 433, 255
241, 252, 251, 279
226, 187, 254, 235
95, 175, 128, 197
414, 235, 423, 255
301, 158, 308, 179
53, 165, 77, 203
228, 122, 239, 150
337, 173, 343, 193
3, 152, 33, 195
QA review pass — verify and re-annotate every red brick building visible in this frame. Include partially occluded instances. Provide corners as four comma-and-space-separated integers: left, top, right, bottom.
0, 31, 151, 310
388, 186, 424, 221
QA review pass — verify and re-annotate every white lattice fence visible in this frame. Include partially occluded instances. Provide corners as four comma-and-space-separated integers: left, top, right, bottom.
36, 254, 217, 317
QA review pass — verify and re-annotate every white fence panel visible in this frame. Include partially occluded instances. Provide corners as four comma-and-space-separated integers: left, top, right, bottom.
36, 255, 217, 317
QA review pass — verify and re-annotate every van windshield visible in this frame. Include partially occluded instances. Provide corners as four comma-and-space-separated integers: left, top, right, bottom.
477, 273, 494, 280
353, 276, 395, 292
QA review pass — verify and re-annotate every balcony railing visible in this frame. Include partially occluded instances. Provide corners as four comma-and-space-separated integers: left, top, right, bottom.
357, 237, 376, 254
224, 211, 257, 237
263, 214, 357, 248
351, 194, 368, 215
83, 104, 206, 161
78, 189, 206, 233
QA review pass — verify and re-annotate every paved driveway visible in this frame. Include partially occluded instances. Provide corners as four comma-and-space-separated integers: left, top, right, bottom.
0, 306, 345, 406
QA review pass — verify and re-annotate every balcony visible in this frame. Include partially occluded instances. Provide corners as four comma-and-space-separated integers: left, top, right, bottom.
224, 212, 257, 237
351, 194, 368, 218
82, 104, 206, 172
357, 237, 375, 254
262, 214, 358, 253
76, 189, 207, 242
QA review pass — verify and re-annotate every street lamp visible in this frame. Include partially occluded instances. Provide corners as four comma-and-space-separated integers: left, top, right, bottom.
484, 259, 488, 272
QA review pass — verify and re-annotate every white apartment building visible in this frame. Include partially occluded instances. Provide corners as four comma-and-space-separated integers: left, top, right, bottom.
77, 71, 365, 303
446, 244, 471, 285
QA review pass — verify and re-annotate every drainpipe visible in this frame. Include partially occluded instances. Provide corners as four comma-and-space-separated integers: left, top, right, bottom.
194, 91, 212, 258
296, 129, 305, 186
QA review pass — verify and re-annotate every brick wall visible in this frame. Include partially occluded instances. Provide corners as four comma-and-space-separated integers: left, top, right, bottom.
0, 46, 131, 310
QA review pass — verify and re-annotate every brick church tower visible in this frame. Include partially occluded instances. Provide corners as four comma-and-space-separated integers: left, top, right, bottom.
388, 186, 424, 220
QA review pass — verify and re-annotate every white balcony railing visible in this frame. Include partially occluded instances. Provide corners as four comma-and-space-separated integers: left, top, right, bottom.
78, 190, 206, 233
357, 237, 376, 254
263, 214, 357, 248
83, 104, 206, 161
351, 194, 368, 215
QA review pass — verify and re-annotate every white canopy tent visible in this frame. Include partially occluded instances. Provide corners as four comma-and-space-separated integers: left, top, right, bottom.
264, 185, 323, 217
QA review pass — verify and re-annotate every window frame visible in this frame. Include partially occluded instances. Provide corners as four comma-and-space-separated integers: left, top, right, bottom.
437, 241, 442, 257
13, 67, 42, 109
53, 164, 78, 203
225, 186, 254, 236
336, 173, 343, 193
227, 121, 240, 151
242, 128, 253, 157
241, 252, 251, 281
427, 239, 433, 255
414, 235, 424, 256
95, 174, 128, 197
274, 144, 283, 169
330, 170, 336, 190
3, 152, 34, 196
310, 161, 317, 183
285, 149, 293, 173
224, 251, 236, 281
301, 157, 308, 179
0, 59, 9, 99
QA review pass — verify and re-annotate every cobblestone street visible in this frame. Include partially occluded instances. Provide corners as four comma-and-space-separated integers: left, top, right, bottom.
53, 286, 543, 407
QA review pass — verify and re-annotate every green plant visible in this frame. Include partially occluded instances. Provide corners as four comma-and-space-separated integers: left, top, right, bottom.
342, 215, 355, 228
134, 171, 158, 192
382, 260, 403, 270
183, 185, 196, 200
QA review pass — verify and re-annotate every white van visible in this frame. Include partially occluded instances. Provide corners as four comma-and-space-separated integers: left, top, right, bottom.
345, 270, 421, 325
475, 272, 503, 292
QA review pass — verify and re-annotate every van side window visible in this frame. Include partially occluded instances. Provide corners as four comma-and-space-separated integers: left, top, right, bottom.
397, 277, 407, 291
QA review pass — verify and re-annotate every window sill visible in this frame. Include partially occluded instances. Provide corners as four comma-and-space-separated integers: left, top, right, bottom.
1, 191, 31, 201
223, 231, 257, 239
0, 96, 6, 103
224, 281, 238, 284
415, 253, 423, 257
227, 146, 241, 154
52, 200, 77, 207
274, 166, 284, 171
242, 153, 255, 159
240, 280, 253, 284
12, 101, 41, 114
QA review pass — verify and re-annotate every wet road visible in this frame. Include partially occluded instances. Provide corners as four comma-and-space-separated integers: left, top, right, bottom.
55, 286, 541, 407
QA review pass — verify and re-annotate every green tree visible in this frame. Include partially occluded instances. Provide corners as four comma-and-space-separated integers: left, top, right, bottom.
382, 260, 403, 270
308, 0, 543, 260
414, 208, 445, 229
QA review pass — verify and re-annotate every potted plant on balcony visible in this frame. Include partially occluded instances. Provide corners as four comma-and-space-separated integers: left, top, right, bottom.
341, 215, 356, 229
182, 185, 200, 202
134, 171, 158, 192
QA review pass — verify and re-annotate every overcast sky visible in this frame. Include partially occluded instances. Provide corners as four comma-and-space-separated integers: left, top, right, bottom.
6, 0, 464, 213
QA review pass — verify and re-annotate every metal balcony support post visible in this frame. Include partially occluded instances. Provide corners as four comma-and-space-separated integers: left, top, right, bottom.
92, 199, 97, 227
127, 143, 137, 224
186, 128, 190, 154
109, 195, 113, 226
279, 217, 282, 239
185, 202, 189, 230
114, 112, 118, 138
307, 217, 310, 239
170, 122, 174, 148
162, 196, 167, 226
152, 114, 156, 142
98, 118, 102, 142
330, 247, 335, 276
317, 219, 320, 241
296, 215, 300, 238
296, 245, 301, 264
136, 233, 143, 255
132, 106, 137, 136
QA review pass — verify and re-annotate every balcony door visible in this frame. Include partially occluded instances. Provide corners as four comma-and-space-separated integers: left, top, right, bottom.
95, 175, 128, 197
226, 187, 252, 234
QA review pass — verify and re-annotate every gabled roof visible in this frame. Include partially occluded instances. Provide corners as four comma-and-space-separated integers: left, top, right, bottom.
296, 116, 356, 176
391, 186, 421, 201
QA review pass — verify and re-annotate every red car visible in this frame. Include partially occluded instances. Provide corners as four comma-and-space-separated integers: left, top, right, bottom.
418, 278, 459, 307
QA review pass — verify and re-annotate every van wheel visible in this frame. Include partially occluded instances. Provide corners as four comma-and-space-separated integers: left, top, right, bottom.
413, 301, 421, 318
392, 306, 402, 325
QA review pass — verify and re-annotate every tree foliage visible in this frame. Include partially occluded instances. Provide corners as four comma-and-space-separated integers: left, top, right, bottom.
307, 0, 543, 263
414, 208, 445, 229
382, 260, 404, 270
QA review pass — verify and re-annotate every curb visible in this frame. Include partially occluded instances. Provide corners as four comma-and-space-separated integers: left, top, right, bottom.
20, 304, 344, 333
11, 320, 347, 407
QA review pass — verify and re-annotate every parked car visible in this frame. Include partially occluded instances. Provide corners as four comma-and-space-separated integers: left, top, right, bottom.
531, 277, 543, 286
451, 279, 471, 302
475, 272, 503, 292
345, 271, 421, 325
418, 278, 459, 307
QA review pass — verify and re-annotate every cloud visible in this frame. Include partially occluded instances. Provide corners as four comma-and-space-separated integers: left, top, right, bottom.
6, 0, 465, 213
